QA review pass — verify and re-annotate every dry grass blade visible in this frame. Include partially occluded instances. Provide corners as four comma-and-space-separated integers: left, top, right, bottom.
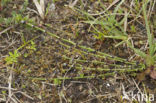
124, 11, 128, 32
0, 26, 13, 35
7, 64, 18, 103
69, 0, 79, 8
90, 0, 120, 16
33, 0, 45, 19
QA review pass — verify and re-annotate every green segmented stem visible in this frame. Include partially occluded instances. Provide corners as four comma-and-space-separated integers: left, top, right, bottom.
62, 54, 139, 68
26, 22, 139, 64
24, 22, 145, 80
28, 72, 137, 81
28, 72, 116, 81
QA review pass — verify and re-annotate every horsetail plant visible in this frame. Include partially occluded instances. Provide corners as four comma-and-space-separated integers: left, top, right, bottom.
24, 21, 145, 81
7, 0, 153, 81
